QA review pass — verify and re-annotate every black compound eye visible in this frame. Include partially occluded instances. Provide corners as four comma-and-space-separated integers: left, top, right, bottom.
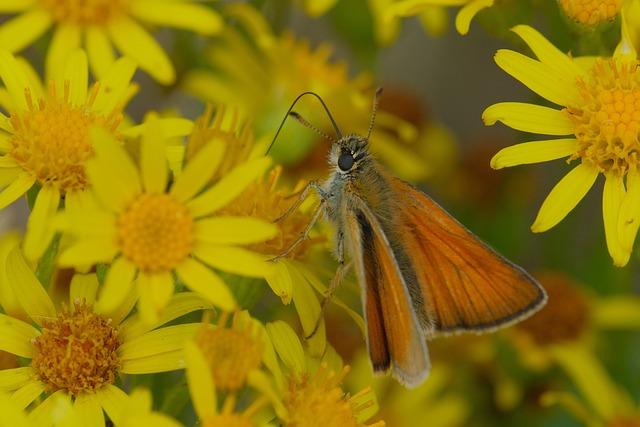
338, 151, 355, 171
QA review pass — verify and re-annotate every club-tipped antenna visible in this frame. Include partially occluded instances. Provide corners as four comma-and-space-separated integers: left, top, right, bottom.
289, 111, 335, 142
266, 91, 342, 154
366, 87, 383, 141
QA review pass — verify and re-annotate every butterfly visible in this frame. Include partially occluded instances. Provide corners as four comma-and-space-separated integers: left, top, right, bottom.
269, 88, 547, 387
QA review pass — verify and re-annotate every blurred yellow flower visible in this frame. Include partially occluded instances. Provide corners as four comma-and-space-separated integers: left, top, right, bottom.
117, 388, 182, 427
57, 115, 276, 322
559, 0, 622, 26
379, 0, 494, 42
0, 242, 209, 426
296, 0, 339, 17
541, 350, 640, 427
183, 3, 428, 182
256, 320, 384, 427
0, 49, 137, 262
484, 25, 640, 266
0, 0, 223, 83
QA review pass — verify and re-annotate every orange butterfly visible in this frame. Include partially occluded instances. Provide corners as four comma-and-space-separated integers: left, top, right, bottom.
269, 89, 547, 387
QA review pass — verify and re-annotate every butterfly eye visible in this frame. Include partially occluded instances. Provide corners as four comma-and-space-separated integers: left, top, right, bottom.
338, 152, 355, 171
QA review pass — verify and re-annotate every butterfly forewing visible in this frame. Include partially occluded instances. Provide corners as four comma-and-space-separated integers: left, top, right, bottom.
390, 178, 547, 336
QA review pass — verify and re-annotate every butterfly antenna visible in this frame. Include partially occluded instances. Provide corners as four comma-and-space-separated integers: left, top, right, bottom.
366, 87, 383, 141
289, 111, 335, 142
266, 91, 343, 154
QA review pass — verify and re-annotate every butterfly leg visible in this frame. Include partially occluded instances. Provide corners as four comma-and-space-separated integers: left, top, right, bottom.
268, 199, 326, 262
273, 181, 326, 223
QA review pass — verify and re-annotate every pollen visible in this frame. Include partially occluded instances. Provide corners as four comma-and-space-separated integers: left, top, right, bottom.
516, 273, 591, 346
31, 302, 120, 396
558, 0, 622, 26
567, 58, 640, 176
117, 194, 193, 273
220, 167, 322, 259
9, 83, 121, 193
195, 314, 264, 391
284, 364, 384, 427
40, 0, 128, 25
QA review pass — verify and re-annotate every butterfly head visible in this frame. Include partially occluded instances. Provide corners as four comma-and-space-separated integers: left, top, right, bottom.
331, 135, 369, 175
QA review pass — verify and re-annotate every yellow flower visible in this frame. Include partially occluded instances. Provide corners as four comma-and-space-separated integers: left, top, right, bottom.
483, 25, 640, 266
623, 0, 640, 52
183, 4, 428, 182
0, 0, 223, 84
540, 351, 640, 427
380, 0, 495, 42
0, 241, 210, 426
254, 320, 384, 427
57, 115, 276, 322
0, 49, 140, 262
559, 0, 623, 26
184, 313, 271, 427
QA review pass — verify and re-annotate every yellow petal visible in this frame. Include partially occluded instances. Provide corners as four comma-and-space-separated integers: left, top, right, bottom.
195, 216, 278, 245
494, 49, 580, 106
418, 6, 448, 37
92, 56, 137, 114
58, 238, 119, 266
0, 0, 36, 12
6, 246, 56, 325
532, 163, 598, 232
130, 1, 223, 35
45, 24, 81, 82
184, 341, 216, 419
266, 320, 306, 376
618, 165, 640, 253
136, 272, 174, 324
303, 0, 338, 16
593, 296, 640, 329
140, 115, 168, 194
490, 139, 577, 170
74, 392, 105, 427
86, 127, 141, 212
288, 263, 326, 358
96, 257, 137, 316
0, 313, 38, 358
170, 139, 224, 203
122, 118, 194, 139
23, 185, 60, 262
602, 173, 629, 267
28, 390, 69, 427
107, 16, 175, 84
0, 172, 34, 209
61, 48, 88, 106
119, 323, 199, 361
119, 350, 186, 374
510, 25, 584, 81
0, 51, 31, 111
0, 367, 33, 392
119, 292, 214, 342
454, 0, 493, 35
85, 27, 116, 80
175, 258, 236, 311
11, 380, 45, 409
94, 385, 128, 426
193, 243, 275, 278
187, 157, 272, 217
0, 9, 51, 53
0, 233, 27, 320
264, 260, 293, 304
482, 102, 574, 135
69, 273, 99, 306
247, 370, 287, 420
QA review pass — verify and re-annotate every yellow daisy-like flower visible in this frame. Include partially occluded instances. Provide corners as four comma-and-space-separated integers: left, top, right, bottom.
254, 320, 384, 427
0, 0, 223, 84
379, 0, 495, 42
0, 49, 139, 262
483, 25, 640, 266
559, 0, 623, 26
57, 115, 276, 322
0, 243, 210, 426
183, 4, 428, 181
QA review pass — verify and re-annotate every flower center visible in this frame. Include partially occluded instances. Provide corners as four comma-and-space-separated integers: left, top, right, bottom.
196, 323, 263, 391
117, 194, 193, 273
567, 58, 640, 176
285, 365, 378, 427
40, 0, 128, 25
516, 273, 590, 346
558, 0, 622, 26
9, 84, 121, 193
31, 302, 120, 396
203, 415, 252, 427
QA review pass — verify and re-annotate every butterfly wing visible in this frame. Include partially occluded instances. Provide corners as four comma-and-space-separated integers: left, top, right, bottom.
344, 198, 430, 388
389, 177, 547, 336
